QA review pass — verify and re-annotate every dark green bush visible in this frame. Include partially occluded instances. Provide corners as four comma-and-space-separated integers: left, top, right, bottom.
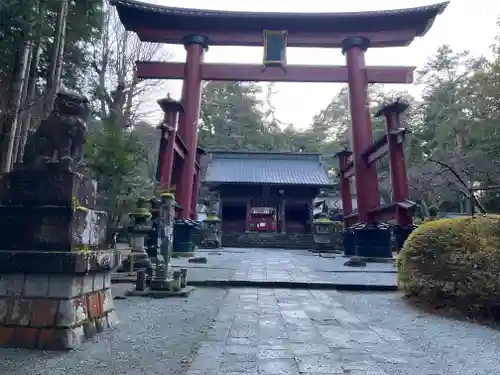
397, 215, 500, 318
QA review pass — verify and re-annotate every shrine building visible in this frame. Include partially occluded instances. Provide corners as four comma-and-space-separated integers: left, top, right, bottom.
202, 151, 333, 248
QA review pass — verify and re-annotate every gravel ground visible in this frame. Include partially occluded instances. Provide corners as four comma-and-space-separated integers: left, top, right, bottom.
337, 291, 500, 375
0, 286, 227, 375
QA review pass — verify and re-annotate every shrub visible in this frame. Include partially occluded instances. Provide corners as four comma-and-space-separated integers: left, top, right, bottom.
397, 215, 500, 318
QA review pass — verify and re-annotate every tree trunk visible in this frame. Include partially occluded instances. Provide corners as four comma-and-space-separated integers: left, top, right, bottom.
11, 42, 34, 168
0, 41, 31, 172
16, 33, 42, 163
43, 0, 69, 118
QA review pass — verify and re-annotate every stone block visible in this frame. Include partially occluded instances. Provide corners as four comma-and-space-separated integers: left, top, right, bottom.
0, 274, 24, 296
100, 288, 114, 313
12, 327, 38, 349
37, 326, 85, 350
1, 167, 79, 207
106, 310, 119, 328
0, 298, 8, 322
0, 271, 118, 350
72, 209, 107, 249
57, 297, 87, 327
86, 293, 102, 319
0, 250, 122, 274
103, 274, 111, 289
93, 274, 105, 292
81, 274, 94, 294
0, 326, 14, 346
83, 319, 98, 338
0, 206, 73, 251
6, 298, 31, 326
29, 299, 58, 327
74, 165, 98, 209
24, 275, 50, 298
0, 206, 108, 252
48, 275, 83, 298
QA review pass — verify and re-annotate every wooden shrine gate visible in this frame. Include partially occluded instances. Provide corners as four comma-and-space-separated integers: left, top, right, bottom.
111, 0, 449, 252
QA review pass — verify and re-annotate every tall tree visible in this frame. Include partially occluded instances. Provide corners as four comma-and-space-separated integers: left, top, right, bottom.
199, 81, 276, 151
89, 3, 168, 126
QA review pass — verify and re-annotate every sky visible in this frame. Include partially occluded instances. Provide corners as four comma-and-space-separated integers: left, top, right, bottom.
137, 0, 500, 128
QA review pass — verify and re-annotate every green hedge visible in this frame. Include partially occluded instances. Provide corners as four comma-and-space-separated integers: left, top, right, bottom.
397, 215, 500, 318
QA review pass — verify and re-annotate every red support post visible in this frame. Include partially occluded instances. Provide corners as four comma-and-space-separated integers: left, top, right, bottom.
156, 97, 183, 191
190, 148, 204, 220
342, 37, 381, 223
176, 35, 208, 219
335, 150, 353, 218
190, 170, 199, 220
381, 101, 412, 226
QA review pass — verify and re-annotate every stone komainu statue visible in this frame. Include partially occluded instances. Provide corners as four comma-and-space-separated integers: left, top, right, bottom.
23, 90, 89, 170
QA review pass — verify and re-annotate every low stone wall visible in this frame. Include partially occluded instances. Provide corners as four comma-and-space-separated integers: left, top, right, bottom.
0, 250, 121, 350
0, 272, 117, 349
221, 232, 314, 249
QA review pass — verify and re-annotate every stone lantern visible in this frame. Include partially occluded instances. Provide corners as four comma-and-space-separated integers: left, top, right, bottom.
120, 197, 153, 273
201, 212, 221, 248
312, 213, 337, 252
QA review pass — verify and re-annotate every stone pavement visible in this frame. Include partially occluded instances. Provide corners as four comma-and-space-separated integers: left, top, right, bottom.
187, 288, 448, 375
172, 248, 397, 288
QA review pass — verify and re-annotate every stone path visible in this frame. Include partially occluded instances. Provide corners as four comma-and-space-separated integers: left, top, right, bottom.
187, 288, 448, 375
172, 248, 397, 287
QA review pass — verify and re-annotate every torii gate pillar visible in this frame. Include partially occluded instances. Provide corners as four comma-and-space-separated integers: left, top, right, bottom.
342, 37, 381, 223
176, 36, 209, 219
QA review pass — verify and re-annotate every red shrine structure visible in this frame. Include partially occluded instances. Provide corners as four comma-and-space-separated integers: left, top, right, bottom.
111, 0, 448, 253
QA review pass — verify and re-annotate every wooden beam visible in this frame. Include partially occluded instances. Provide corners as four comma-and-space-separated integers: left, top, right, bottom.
368, 201, 415, 223
173, 133, 187, 159
368, 203, 398, 223
344, 213, 359, 227
135, 28, 419, 48
342, 162, 355, 179
137, 62, 415, 84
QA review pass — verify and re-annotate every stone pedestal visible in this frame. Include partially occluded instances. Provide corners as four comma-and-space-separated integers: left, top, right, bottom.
0, 251, 120, 349
393, 225, 415, 252
354, 223, 392, 259
343, 228, 356, 257
0, 166, 121, 350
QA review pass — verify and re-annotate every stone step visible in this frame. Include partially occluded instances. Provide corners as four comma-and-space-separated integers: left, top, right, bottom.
221, 233, 314, 249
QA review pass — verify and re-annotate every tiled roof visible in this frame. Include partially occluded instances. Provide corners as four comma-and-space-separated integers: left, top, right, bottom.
203, 151, 332, 186
110, 0, 449, 37
110, 0, 447, 21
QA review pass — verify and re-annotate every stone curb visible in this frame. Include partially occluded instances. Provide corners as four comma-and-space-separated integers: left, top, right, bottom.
111, 275, 398, 291
125, 286, 196, 298
186, 279, 398, 291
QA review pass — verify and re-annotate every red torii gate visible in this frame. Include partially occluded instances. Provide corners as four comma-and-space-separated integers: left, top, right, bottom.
111, 0, 448, 231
